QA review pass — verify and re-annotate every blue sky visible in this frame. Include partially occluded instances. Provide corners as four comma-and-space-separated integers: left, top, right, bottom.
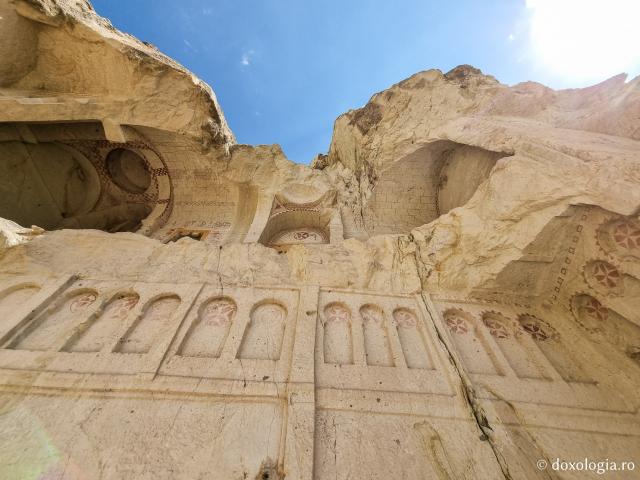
92, 0, 640, 164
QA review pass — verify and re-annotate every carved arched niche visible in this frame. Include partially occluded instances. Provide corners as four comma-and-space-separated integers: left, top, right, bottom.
360, 304, 394, 367
362, 140, 508, 236
237, 301, 287, 361
480, 312, 547, 379
0, 122, 171, 234
442, 308, 501, 375
0, 140, 101, 230
0, 283, 41, 323
437, 144, 503, 215
8, 289, 98, 351
64, 292, 140, 353
517, 314, 591, 382
258, 192, 341, 251
583, 260, 640, 321
323, 303, 354, 365
178, 297, 237, 358
571, 294, 640, 367
393, 308, 433, 369
116, 295, 181, 354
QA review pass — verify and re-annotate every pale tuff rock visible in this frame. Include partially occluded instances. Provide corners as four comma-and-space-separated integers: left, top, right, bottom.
2, 0, 234, 148
319, 66, 640, 295
0, 218, 44, 250
0, 1, 639, 479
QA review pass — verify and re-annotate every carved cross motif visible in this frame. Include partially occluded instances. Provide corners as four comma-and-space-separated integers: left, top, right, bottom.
520, 315, 557, 342
582, 297, 609, 322
445, 313, 469, 335
393, 309, 417, 328
482, 316, 509, 339
591, 261, 621, 289
325, 305, 350, 323
202, 299, 237, 326
361, 306, 384, 324
612, 221, 640, 250
111, 295, 139, 319
69, 293, 97, 313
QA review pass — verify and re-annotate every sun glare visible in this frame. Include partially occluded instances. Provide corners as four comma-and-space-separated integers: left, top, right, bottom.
527, 0, 640, 82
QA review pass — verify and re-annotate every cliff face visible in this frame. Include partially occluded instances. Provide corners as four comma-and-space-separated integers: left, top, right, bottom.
0, 0, 234, 148
1, 2, 639, 479
319, 65, 640, 295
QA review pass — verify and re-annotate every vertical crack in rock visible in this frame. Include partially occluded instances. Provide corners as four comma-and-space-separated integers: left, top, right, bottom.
483, 386, 561, 480
419, 293, 512, 480
217, 245, 224, 295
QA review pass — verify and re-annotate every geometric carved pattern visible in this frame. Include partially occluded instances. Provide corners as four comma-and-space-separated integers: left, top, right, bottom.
518, 314, 558, 342
570, 294, 610, 335
69, 292, 98, 313
270, 228, 327, 246
581, 296, 609, 322
65, 138, 173, 233
481, 312, 510, 339
324, 304, 351, 324
612, 220, 640, 250
589, 261, 621, 289
201, 298, 237, 326
443, 309, 470, 335
393, 308, 418, 328
360, 304, 384, 325
110, 295, 140, 319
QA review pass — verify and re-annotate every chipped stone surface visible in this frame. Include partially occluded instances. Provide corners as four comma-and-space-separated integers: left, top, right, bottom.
0, 1, 639, 479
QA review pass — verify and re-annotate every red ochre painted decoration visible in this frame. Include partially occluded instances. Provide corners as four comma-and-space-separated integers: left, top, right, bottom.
612, 221, 640, 250
591, 261, 621, 289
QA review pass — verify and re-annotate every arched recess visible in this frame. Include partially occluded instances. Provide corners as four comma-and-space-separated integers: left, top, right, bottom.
259, 209, 334, 251
436, 144, 502, 215
323, 303, 354, 365
583, 260, 640, 321
0, 122, 172, 234
0, 283, 41, 323
442, 308, 500, 375
64, 293, 139, 353
178, 297, 237, 358
393, 308, 432, 369
116, 295, 181, 354
517, 314, 591, 382
571, 294, 640, 367
9, 289, 98, 351
237, 301, 287, 360
480, 312, 546, 379
0, 141, 101, 230
362, 141, 507, 235
360, 304, 394, 367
